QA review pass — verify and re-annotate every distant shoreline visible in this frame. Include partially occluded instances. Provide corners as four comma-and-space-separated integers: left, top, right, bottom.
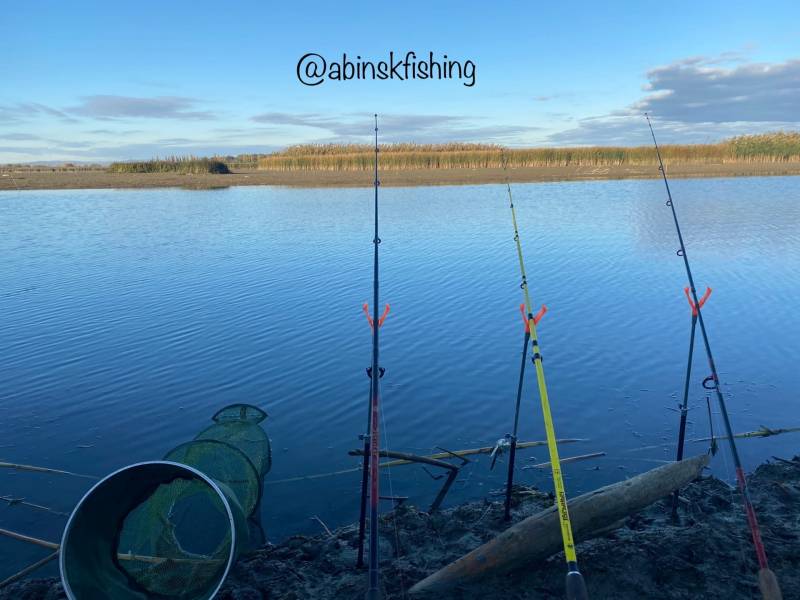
2, 162, 800, 191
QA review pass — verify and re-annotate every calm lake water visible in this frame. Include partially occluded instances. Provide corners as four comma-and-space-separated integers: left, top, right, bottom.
1, 176, 799, 578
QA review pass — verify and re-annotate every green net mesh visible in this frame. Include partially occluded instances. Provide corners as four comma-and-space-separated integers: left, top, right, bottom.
60, 405, 270, 600
164, 440, 260, 517
116, 478, 235, 599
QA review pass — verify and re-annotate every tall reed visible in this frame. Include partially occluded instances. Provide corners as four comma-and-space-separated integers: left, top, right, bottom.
255, 133, 800, 171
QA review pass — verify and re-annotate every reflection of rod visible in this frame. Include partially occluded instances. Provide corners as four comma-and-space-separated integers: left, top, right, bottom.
0, 461, 97, 480
0, 528, 222, 565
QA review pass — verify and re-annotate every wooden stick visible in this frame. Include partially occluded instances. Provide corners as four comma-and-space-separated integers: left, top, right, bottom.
0, 461, 98, 480
0, 527, 58, 550
0, 551, 59, 590
270, 438, 588, 484
310, 515, 334, 538
0, 528, 221, 565
378, 438, 587, 466
0, 495, 69, 517
522, 452, 606, 470
691, 425, 800, 443
348, 448, 458, 471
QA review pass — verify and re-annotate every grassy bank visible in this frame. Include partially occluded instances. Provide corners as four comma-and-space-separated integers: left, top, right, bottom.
108, 157, 230, 174
255, 132, 800, 171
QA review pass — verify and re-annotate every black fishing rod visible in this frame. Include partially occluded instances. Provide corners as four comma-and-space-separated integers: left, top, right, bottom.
355, 114, 386, 600
502, 304, 544, 520
646, 114, 782, 600
503, 312, 529, 520
670, 286, 710, 519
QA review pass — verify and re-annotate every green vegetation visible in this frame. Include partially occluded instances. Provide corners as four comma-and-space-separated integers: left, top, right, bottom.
255, 133, 800, 171
108, 157, 230, 174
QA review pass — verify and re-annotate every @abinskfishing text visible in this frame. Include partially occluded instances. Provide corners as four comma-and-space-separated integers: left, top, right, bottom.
296, 52, 476, 87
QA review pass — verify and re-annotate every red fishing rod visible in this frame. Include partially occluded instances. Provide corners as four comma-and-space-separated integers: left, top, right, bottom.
646, 114, 782, 600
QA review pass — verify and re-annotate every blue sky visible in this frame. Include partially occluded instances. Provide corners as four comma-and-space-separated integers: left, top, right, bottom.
1, 1, 798, 162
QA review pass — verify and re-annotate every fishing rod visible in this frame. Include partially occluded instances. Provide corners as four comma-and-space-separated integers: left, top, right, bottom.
500, 304, 545, 520
646, 114, 782, 600
504, 181, 589, 600
355, 114, 387, 600
670, 286, 711, 520
502, 310, 529, 520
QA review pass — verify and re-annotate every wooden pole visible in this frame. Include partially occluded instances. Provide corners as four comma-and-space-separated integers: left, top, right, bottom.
409, 454, 710, 595
0, 551, 59, 590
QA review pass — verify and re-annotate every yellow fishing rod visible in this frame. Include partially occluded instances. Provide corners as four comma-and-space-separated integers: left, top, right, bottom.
506, 181, 589, 600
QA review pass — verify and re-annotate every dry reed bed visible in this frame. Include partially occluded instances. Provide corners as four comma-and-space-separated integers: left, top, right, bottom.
256, 133, 800, 171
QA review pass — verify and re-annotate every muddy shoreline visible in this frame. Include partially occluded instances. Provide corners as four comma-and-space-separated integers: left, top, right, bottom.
2, 162, 800, 191
3, 455, 799, 599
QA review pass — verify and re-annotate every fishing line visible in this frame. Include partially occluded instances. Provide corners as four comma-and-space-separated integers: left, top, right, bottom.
379, 395, 408, 600
709, 391, 750, 579
502, 169, 589, 600
646, 114, 782, 600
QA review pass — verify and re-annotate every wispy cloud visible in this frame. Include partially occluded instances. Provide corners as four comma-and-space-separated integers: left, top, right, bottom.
0, 102, 77, 124
66, 95, 217, 120
251, 111, 538, 143
0, 140, 281, 162
0, 132, 43, 141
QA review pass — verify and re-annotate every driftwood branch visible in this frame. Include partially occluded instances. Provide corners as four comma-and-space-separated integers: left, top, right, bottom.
409, 454, 710, 594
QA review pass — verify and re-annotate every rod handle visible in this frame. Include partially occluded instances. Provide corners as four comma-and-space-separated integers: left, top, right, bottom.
758, 568, 783, 600
565, 570, 589, 600
365, 588, 383, 600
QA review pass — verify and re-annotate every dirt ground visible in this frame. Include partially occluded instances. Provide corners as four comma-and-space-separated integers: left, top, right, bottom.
4, 455, 799, 599
2, 162, 800, 191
